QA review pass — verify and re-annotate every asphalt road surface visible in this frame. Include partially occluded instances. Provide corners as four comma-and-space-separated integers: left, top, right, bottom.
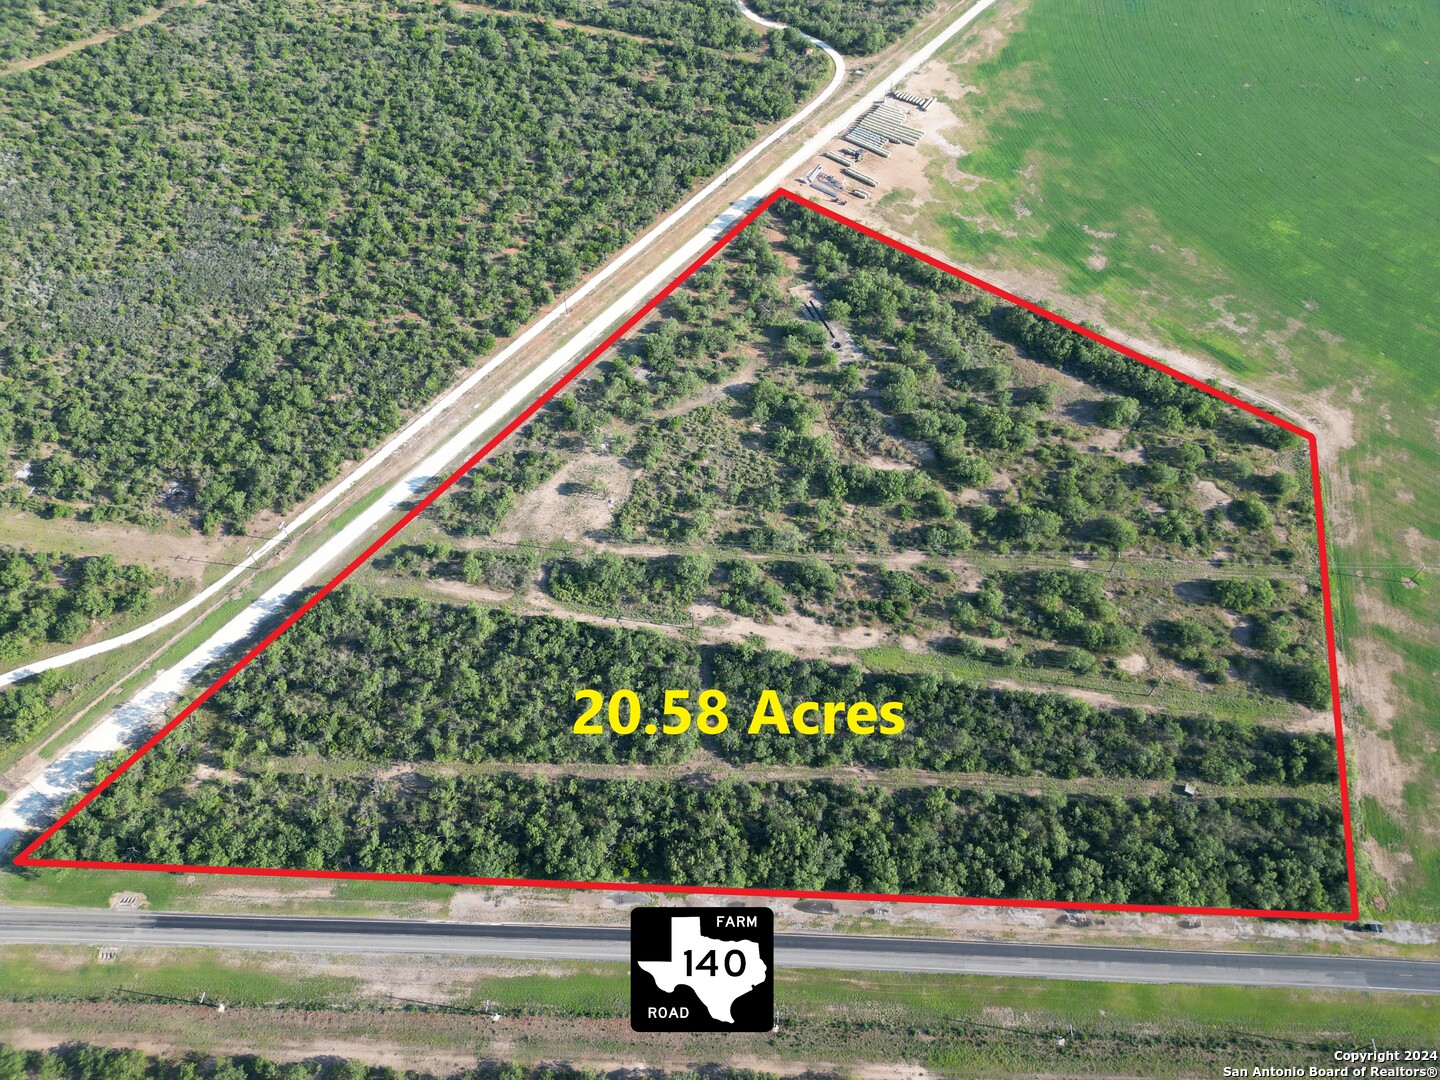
0, 907, 1433, 993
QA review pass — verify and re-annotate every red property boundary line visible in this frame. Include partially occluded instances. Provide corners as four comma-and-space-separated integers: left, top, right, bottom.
14, 188, 1359, 921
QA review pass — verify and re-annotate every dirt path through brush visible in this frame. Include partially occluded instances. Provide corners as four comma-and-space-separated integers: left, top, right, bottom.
0, 0, 197, 78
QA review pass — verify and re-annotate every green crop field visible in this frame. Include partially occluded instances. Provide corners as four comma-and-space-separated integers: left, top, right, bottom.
881, 0, 1440, 919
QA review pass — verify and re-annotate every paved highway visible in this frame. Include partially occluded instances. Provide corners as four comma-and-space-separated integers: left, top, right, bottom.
0, 907, 1433, 993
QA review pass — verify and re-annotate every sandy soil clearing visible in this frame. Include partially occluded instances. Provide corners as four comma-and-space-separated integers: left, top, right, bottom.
490, 452, 632, 544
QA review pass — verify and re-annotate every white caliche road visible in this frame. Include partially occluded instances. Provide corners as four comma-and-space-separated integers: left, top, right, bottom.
0, 5, 843, 703
0, 0, 1000, 855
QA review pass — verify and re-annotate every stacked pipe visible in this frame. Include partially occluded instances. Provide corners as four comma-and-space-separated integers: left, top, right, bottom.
870, 103, 910, 123
890, 89, 935, 110
860, 113, 921, 145
846, 104, 922, 151
842, 130, 890, 157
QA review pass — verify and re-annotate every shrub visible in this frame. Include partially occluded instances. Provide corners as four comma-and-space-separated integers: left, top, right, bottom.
1097, 396, 1141, 428
1229, 496, 1273, 529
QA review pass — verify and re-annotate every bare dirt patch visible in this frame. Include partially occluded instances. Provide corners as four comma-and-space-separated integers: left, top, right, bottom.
686, 601, 886, 659
1346, 725, 1413, 817
491, 452, 632, 544
296, 954, 474, 1004
414, 576, 515, 604
1194, 479, 1231, 512
390, 574, 887, 662
1362, 837, 1414, 894
1207, 294, 1260, 337
1079, 424, 1125, 454
1114, 653, 1147, 675
798, 40, 1005, 221
191, 763, 241, 784
0, 512, 243, 583
0, 1001, 484, 1075
946, 0, 1029, 67
1336, 605, 1405, 731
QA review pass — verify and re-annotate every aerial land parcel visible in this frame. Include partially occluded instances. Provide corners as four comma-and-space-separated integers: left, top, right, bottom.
0, 0, 152, 66
868, 0, 1440, 918
0, 0, 825, 733
21, 196, 1350, 913
0, 0, 822, 530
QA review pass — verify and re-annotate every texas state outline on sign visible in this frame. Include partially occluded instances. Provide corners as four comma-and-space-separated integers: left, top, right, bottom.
638, 917, 768, 1024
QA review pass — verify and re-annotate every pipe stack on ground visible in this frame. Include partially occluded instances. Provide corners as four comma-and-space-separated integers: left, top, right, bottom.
890, 89, 935, 111
842, 130, 890, 156
846, 103, 923, 153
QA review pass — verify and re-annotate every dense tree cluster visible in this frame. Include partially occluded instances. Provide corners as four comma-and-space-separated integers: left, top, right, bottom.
200, 589, 1335, 784
1149, 575, 1330, 706
0, 547, 160, 660
22, 197, 1343, 904
0, 0, 147, 62
46, 742, 1347, 910
496, 0, 764, 51
0, 0, 824, 528
0, 669, 63, 751
388, 531, 1327, 709
958, 569, 1135, 656
208, 589, 700, 766
777, 202, 1317, 557
528, 204, 1319, 575
382, 540, 542, 593
547, 550, 713, 620
745, 0, 934, 54
398, 204, 1327, 710
709, 645, 1336, 783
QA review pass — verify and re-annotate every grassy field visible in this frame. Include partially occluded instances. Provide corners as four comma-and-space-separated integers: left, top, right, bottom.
880, 0, 1440, 919
0, 949, 1434, 1076
0, 946, 361, 1007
